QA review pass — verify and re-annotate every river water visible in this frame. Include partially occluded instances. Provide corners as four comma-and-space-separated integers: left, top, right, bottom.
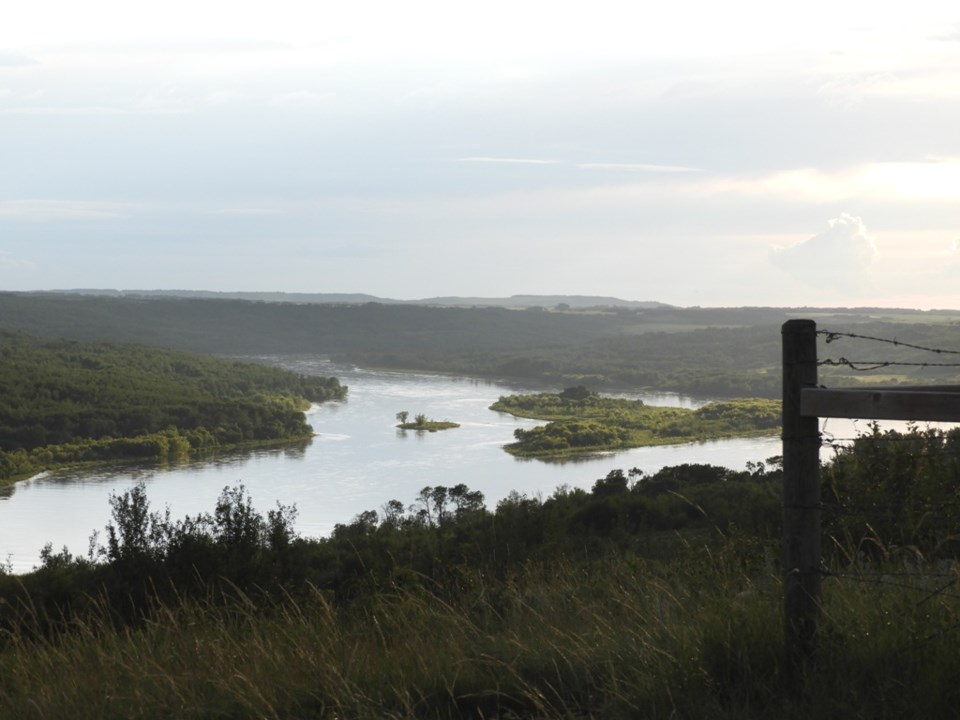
0, 357, 887, 573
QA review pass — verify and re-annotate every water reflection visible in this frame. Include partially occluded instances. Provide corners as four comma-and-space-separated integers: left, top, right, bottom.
34, 439, 315, 488
515, 451, 622, 466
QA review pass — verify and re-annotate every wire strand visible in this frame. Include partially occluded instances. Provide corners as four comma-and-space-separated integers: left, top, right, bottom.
818, 330, 960, 356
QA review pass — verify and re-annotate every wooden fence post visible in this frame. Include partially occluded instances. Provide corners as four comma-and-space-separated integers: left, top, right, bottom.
782, 319, 821, 662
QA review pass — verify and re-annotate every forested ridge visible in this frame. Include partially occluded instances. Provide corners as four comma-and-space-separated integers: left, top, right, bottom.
0, 330, 345, 482
3, 292, 960, 398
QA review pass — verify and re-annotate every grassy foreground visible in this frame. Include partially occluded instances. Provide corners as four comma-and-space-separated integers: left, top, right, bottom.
3, 547, 960, 719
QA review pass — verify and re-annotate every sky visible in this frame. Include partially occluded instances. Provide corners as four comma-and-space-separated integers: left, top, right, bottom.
2, 1, 959, 308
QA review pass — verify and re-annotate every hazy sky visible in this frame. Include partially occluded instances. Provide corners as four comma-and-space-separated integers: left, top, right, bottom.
2, 2, 959, 307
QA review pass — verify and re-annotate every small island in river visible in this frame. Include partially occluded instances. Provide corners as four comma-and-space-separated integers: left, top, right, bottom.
491, 386, 780, 458
396, 411, 460, 432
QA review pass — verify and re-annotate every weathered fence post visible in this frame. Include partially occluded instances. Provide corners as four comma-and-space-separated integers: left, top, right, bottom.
782, 319, 821, 663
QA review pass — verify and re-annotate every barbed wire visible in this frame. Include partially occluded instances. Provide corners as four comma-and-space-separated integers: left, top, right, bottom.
817, 329, 960, 357
823, 571, 960, 597
894, 620, 960, 656
823, 568, 957, 580
819, 358, 960, 371
822, 499, 960, 511
819, 435, 960, 452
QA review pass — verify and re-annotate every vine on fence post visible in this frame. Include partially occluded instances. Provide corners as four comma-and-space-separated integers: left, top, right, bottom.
782, 319, 822, 666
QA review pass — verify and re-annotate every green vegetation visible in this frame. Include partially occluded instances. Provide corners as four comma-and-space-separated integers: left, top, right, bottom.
3, 429, 960, 717
0, 330, 345, 484
493, 387, 781, 457
396, 411, 460, 432
822, 423, 960, 557
6, 292, 960, 399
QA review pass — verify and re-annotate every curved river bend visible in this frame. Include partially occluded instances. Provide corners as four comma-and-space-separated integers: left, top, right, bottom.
0, 357, 835, 572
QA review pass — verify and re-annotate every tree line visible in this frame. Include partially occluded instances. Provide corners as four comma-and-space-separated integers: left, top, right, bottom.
6, 292, 960, 399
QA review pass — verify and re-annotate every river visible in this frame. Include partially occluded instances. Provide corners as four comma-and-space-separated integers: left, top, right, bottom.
0, 357, 893, 573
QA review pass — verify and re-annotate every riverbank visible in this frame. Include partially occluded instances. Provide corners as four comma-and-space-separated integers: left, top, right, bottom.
0, 431, 317, 492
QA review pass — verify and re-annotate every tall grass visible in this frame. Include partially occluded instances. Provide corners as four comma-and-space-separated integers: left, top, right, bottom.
3, 544, 960, 718
0, 546, 770, 719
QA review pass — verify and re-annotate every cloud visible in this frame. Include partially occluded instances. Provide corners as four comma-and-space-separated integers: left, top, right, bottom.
0, 51, 38, 67
268, 91, 335, 108
816, 72, 898, 110
458, 158, 702, 172
0, 105, 128, 116
931, 24, 960, 42
207, 207, 284, 216
0, 251, 36, 274
205, 90, 249, 106
769, 214, 877, 289
458, 157, 558, 165
706, 161, 960, 205
0, 200, 132, 221
576, 162, 704, 173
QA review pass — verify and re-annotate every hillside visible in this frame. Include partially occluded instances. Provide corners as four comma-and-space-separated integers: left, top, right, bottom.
0, 330, 345, 482
54, 289, 667, 309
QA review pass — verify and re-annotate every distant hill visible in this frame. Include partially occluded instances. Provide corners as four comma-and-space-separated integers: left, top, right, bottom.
416, 295, 670, 309
56, 289, 668, 309
59, 289, 394, 305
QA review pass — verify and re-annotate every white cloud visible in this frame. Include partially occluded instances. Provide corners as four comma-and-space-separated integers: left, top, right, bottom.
705, 160, 960, 204
576, 163, 704, 173
205, 90, 248, 106
0, 251, 35, 270
931, 24, 960, 42
457, 158, 703, 172
458, 157, 558, 165
0, 200, 132, 221
0, 105, 127, 115
769, 214, 877, 289
0, 51, 37, 66
207, 207, 284, 216
268, 91, 334, 108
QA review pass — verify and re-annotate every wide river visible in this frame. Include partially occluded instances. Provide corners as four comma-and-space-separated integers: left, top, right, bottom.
0, 357, 890, 573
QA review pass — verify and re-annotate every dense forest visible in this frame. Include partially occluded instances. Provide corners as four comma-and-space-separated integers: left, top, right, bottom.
3, 428, 960, 717
2, 292, 959, 398
0, 330, 345, 483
